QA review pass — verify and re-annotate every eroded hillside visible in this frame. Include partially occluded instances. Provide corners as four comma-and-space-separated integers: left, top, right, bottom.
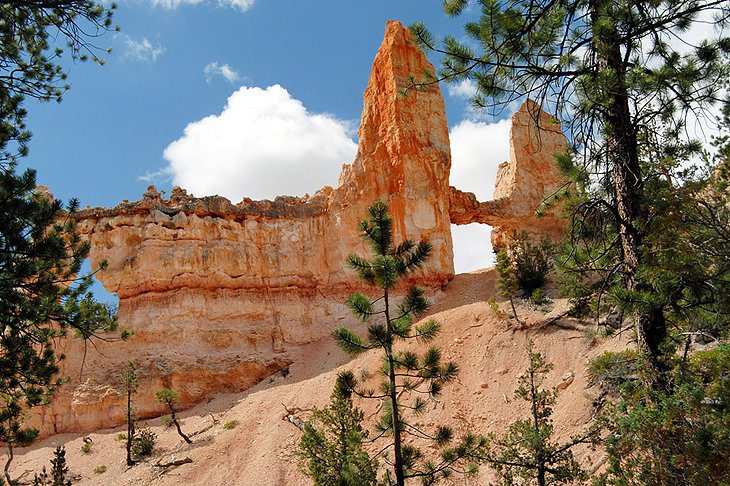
11, 269, 627, 485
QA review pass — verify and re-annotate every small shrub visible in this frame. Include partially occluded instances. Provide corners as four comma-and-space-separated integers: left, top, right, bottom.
80, 442, 91, 454
487, 297, 501, 316
162, 415, 175, 428
588, 350, 638, 394
511, 231, 554, 294
130, 429, 156, 459
33, 446, 71, 486
93, 465, 107, 475
598, 325, 615, 338
280, 366, 290, 377
530, 287, 550, 306
115, 433, 127, 441
223, 420, 238, 430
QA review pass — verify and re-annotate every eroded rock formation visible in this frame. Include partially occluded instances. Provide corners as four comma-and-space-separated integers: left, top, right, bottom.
449, 99, 569, 247
32, 21, 569, 436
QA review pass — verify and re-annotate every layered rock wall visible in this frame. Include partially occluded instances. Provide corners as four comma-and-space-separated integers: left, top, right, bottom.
33, 21, 569, 436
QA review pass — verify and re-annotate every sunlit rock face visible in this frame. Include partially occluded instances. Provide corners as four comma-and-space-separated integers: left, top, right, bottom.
449, 98, 570, 247
33, 20, 455, 436
33, 21, 568, 436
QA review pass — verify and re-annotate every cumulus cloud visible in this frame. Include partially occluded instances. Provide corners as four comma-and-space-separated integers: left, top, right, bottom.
150, 0, 254, 11
450, 118, 511, 201
161, 85, 357, 201
446, 79, 478, 100
449, 118, 512, 273
124, 36, 165, 62
204, 62, 241, 84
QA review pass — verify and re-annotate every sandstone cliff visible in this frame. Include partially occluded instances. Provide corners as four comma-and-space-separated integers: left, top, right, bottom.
32, 21, 569, 436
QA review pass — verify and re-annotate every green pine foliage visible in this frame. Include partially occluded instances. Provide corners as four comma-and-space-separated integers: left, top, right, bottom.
130, 428, 156, 460
0, 167, 118, 481
495, 246, 522, 324
332, 201, 483, 486
495, 232, 555, 321
0, 1, 117, 167
298, 372, 376, 485
592, 345, 730, 485
510, 232, 555, 296
0, 4, 119, 483
32, 446, 71, 486
479, 343, 596, 485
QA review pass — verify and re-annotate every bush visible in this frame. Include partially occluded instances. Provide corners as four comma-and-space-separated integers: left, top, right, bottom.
115, 433, 127, 441
530, 287, 550, 306
130, 429, 156, 459
595, 345, 730, 485
162, 415, 175, 428
223, 420, 238, 430
510, 231, 554, 294
80, 442, 91, 454
93, 465, 106, 475
32, 446, 71, 486
487, 297, 501, 316
298, 373, 376, 485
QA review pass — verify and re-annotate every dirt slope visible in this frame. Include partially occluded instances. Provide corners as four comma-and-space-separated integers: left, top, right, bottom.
7, 268, 628, 485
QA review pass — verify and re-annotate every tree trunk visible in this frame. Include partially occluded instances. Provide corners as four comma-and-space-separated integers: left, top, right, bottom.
509, 295, 522, 326
4, 442, 13, 485
127, 388, 134, 466
170, 408, 192, 444
589, 0, 667, 376
530, 367, 546, 486
384, 288, 405, 486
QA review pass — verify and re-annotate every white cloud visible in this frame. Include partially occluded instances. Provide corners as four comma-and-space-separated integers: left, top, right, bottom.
150, 0, 254, 11
124, 36, 165, 62
161, 85, 357, 201
449, 118, 511, 273
449, 118, 511, 201
446, 79, 478, 100
204, 62, 241, 84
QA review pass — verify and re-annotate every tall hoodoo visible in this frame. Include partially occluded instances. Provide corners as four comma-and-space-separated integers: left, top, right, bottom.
335, 19, 454, 279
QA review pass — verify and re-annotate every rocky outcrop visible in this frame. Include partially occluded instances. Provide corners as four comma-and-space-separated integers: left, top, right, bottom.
33, 20, 456, 436
449, 99, 569, 246
32, 22, 569, 436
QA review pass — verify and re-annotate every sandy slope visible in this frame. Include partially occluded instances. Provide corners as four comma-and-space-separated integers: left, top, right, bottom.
7, 268, 629, 485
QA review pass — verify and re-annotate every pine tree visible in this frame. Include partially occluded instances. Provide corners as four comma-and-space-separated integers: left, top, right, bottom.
0, 3, 118, 480
591, 344, 730, 485
333, 201, 483, 485
412, 0, 730, 383
156, 388, 192, 444
49, 447, 71, 486
298, 372, 376, 486
479, 343, 596, 485
123, 362, 138, 467
494, 246, 522, 324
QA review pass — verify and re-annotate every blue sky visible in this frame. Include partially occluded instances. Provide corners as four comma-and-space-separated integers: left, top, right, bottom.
22, 0, 518, 291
